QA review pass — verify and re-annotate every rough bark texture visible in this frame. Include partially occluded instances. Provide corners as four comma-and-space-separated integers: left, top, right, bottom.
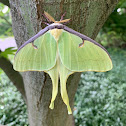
9, 0, 118, 126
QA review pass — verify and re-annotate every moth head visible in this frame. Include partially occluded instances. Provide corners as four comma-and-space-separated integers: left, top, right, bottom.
43, 11, 71, 25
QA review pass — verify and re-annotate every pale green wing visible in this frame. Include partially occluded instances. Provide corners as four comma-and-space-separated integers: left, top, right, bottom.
58, 30, 113, 72
14, 31, 57, 71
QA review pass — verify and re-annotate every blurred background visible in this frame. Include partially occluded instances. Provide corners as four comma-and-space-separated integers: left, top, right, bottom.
0, 0, 126, 125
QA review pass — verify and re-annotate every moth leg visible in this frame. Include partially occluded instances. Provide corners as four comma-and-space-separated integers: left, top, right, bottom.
60, 12, 66, 21
42, 13, 52, 23
32, 42, 38, 49
79, 39, 85, 47
42, 22, 50, 26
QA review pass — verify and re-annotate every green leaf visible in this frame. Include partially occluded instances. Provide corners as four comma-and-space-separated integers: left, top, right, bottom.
0, 47, 17, 59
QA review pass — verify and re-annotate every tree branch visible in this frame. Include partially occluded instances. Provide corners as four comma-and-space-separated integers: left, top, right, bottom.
0, 0, 10, 7
0, 15, 12, 26
0, 56, 26, 101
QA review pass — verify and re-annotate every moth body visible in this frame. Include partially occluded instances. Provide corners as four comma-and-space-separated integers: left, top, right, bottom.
13, 12, 113, 115
49, 29, 63, 41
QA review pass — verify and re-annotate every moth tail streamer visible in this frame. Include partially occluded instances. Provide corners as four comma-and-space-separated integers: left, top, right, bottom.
45, 55, 73, 114
59, 62, 73, 114
49, 76, 58, 109
60, 77, 72, 114
45, 65, 58, 109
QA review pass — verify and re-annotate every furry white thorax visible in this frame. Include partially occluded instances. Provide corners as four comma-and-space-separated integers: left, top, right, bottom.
49, 23, 63, 41
49, 22, 63, 26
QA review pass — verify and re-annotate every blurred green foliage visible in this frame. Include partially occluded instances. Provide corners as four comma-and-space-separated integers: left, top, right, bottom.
0, 47, 16, 59
0, 3, 12, 37
74, 48, 126, 126
0, 49, 126, 125
0, 70, 28, 126
0, 3, 16, 61
97, 0, 126, 48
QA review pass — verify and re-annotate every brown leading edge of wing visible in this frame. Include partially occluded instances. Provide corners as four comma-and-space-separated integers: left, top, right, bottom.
15, 24, 64, 55
15, 23, 111, 59
63, 25, 111, 57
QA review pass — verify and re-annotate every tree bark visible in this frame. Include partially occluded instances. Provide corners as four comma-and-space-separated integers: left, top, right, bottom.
9, 0, 118, 126
0, 15, 12, 26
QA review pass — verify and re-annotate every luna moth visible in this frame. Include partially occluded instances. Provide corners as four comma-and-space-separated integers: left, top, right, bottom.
13, 11, 113, 114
